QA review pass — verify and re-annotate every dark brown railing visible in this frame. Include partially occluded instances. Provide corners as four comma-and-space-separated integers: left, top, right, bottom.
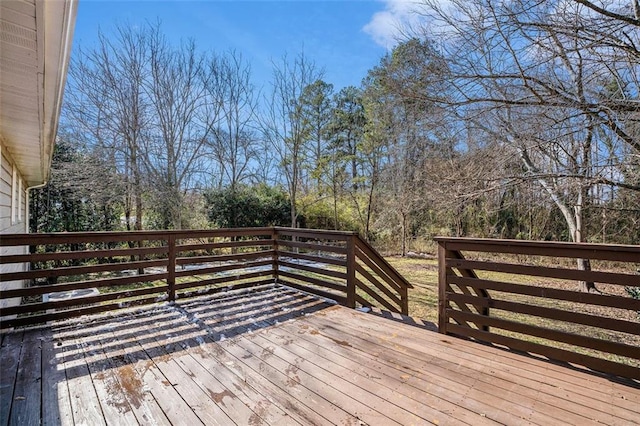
0, 227, 412, 329
436, 237, 640, 380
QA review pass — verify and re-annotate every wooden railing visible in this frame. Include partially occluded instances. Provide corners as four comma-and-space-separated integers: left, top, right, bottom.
273, 228, 412, 315
0, 227, 412, 329
436, 237, 640, 380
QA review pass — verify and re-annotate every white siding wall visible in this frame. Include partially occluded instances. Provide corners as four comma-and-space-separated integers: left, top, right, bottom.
1, 144, 29, 312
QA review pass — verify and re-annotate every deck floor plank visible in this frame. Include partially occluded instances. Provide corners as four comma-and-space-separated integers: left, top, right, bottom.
1, 285, 639, 426
0, 330, 23, 426
359, 308, 639, 397
41, 329, 73, 426
264, 321, 502, 426
71, 320, 142, 426
59, 324, 107, 426
297, 310, 547, 422
189, 290, 363, 425
311, 306, 630, 425
288, 309, 550, 426
98, 313, 205, 426
87, 317, 173, 426
145, 314, 301, 425
323, 306, 640, 422
190, 330, 336, 426
232, 331, 410, 425
328, 311, 640, 411
173, 289, 340, 426
136, 318, 247, 426
250, 329, 462, 425
8, 329, 41, 426
285, 305, 636, 426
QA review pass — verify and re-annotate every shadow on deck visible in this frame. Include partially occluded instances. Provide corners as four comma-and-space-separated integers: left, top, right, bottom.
2, 284, 639, 425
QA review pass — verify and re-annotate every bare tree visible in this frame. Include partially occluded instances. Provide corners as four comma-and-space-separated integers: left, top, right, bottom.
142, 29, 218, 229
205, 51, 260, 192
262, 52, 322, 228
65, 22, 228, 230
66, 24, 150, 232
413, 0, 640, 290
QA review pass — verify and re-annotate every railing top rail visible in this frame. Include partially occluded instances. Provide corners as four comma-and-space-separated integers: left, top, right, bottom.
0, 227, 360, 247
434, 237, 640, 251
0, 227, 277, 246
273, 227, 357, 238
435, 237, 640, 261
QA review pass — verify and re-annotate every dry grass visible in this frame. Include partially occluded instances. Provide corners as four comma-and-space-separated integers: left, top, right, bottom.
385, 256, 439, 325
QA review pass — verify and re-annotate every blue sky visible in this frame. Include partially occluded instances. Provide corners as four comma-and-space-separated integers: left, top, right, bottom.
72, 0, 418, 91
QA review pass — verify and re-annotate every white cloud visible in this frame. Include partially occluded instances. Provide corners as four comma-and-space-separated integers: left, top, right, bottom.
362, 0, 425, 50
363, 1, 463, 49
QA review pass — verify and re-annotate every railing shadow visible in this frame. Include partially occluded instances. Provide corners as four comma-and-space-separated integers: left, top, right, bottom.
52, 284, 332, 383
366, 308, 437, 332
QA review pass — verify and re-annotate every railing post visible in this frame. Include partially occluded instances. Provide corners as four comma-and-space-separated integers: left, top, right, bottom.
437, 242, 448, 334
346, 234, 356, 309
272, 228, 279, 283
167, 234, 176, 302
400, 285, 409, 316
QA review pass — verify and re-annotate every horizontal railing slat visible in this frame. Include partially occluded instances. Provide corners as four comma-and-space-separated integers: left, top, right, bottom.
278, 260, 347, 280
447, 292, 640, 336
174, 259, 272, 278
2, 259, 167, 282
448, 310, 640, 360
446, 258, 640, 286
0, 296, 166, 329
174, 270, 274, 292
448, 276, 640, 311
274, 227, 353, 240
176, 280, 274, 299
277, 279, 347, 305
0, 246, 168, 265
275, 250, 347, 267
0, 227, 275, 246
278, 270, 347, 293
170, 227, 274, 239
0, 273, 168, 299
0, 232, 168, 246
0, 285, 168, 317
276, 239, 347, 254
176, 251, 273, 266
176, 239, 275, 253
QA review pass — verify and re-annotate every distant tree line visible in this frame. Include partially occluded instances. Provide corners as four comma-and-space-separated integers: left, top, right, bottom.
32, 3, 640, 255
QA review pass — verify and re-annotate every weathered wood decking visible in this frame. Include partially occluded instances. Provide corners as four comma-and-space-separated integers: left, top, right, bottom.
2, 284, 639, 425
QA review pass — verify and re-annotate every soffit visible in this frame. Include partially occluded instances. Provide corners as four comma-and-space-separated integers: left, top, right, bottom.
0, 0, 76, 186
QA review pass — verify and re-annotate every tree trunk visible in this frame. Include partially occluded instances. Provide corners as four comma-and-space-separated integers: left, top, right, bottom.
400, 211, 407, 257
520, 148, 596, 292
333, 188, 339, 230
574, 199, 596, 292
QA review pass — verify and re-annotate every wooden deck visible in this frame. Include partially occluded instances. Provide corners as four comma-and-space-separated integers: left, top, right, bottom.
2, 284, 639, 426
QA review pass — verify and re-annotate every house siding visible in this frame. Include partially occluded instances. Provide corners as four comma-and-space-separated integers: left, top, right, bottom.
1, 144, 29, 315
